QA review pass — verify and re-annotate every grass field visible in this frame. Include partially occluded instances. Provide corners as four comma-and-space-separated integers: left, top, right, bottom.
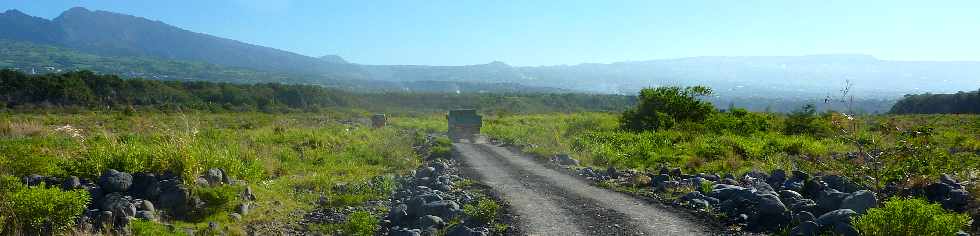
484, 112, 980, 190
0, 111, 431, 235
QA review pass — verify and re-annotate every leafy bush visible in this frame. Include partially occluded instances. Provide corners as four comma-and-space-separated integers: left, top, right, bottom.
0, 183, 90, 235
192, 185, 243, 218
783, 104, 832, 136
343, 211, 378, 236
620, 86, 715, 132
703, 108, 771, 135
854, 198, 969, 236
464, 199, 501, 225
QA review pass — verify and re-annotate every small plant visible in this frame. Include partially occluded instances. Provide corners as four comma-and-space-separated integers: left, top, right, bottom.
343, 210, 378, 236
0, 183, 91, 235
853, 197, 970, 236
429, 136, 453, 159
192, 185, 243, 218
463, 198, 500, 225
130, 219, 185, 236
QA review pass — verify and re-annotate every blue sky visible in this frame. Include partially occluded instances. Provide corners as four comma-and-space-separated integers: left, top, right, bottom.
4, 0, 980, 66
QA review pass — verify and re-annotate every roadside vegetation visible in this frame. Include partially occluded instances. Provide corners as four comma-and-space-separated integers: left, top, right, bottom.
0, 112, 421, 234
484, 86, 980, 235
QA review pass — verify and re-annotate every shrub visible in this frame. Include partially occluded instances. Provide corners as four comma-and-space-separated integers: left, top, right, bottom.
703, 108, 771, 135
783, 104, 832, 136
0, 183, 90, 235
192, 185, 243, 218
620, 86, 715, 132
343, 211, 378, 236
854, 198, 969, 236
463, 199, 500, 225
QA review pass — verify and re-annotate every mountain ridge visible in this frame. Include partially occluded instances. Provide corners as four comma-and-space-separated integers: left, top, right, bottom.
2, 7, 978, 99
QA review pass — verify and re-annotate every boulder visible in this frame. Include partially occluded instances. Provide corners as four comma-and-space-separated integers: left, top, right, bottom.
832, 222, 859, 236
840, 190, 876, 214
940, 174, 961, 188
821, 175, 862, 193
757, 193, 788, 216
944, 189, 970, 212
669, 168, 683, 177
418, 215, 445, 230
554, 154, 580, 166
789, 221, 819, 236
388, 204, 409, 225
606, 166, 619, 178
446, 225, 489, 236
815, 209, 857, 229
794, 211, 815, 224
791, 170, 810, 182
802, 179, 825, 198
925, 182, 953, 202
157, 180, 190, 215
62, 176, 81, 190
767, 169, 787, 189
101, 193, 137, 218
129, 173, 160, 200
423, 200, 461, 219
778, 190, 804, 205
99, 169, 133, 193
816, 190, 848, 214
137, 200, 155, 212
391, 227, 422, 236
135, 210, 155, 221
204, 168, 224, 186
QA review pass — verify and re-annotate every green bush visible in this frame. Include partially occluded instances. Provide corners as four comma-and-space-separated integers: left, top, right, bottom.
0, 183, 91, 235
343, 211, 378, 236
854, 198, 969, 236
463, 198, 500, 225
703, 108, 771, 135
620, 86, 715, 132
192, 185, 243, 218
783, 104, 832, 136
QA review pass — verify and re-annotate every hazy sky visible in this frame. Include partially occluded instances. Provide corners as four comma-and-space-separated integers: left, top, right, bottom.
5, 0, 980, 66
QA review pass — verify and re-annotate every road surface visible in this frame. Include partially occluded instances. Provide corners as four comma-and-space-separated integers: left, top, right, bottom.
454, 139, 712, 235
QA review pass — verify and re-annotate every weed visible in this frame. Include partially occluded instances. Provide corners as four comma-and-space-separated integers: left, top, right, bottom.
854, 198, 969, 236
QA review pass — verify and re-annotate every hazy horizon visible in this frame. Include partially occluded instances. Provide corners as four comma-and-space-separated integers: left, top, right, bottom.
6, 0, 980, 66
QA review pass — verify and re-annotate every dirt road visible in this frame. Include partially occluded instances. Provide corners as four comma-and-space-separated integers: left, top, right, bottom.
454, 139, 713, 235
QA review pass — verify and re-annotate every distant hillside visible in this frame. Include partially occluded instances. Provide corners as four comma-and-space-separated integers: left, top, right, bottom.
890, 90, 980, 114
0, 7, 364, 77
2, 7, 977, 104
0, 69, 622, 113
0, 39, 564, 93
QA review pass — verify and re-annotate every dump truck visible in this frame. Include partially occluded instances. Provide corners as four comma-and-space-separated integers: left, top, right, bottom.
447, 109, 482, 142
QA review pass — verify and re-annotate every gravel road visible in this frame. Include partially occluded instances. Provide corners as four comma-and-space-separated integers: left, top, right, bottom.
455, 139, 713, 236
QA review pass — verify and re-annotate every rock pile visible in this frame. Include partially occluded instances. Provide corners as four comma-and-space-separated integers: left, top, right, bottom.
573, 166, 974, 236
22, 168, 253, 234
381, 160, 491, 236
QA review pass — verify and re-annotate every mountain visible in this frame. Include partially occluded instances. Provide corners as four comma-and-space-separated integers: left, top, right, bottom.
0, 7, 366, 78
1, 7, 978, 104
319, 55, 349, 64
517, 55, 980, 98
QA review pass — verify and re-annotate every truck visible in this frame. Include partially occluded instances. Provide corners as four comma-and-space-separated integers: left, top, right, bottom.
447, 109, 482, 142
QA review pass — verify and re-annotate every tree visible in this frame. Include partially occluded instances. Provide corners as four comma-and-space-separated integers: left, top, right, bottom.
620, 86, 715, 131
